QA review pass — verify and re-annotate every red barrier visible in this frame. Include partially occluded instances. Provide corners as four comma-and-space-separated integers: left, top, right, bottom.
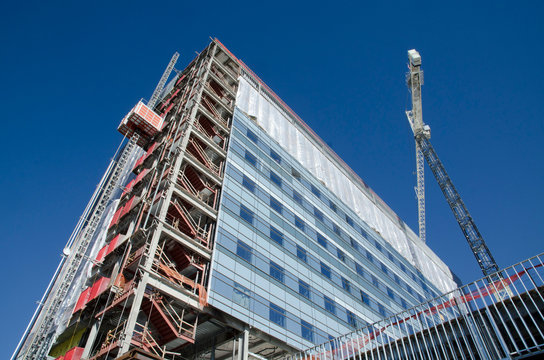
89, 277, 110, 301
64, 346, 84, 360
72, 288, 90, 313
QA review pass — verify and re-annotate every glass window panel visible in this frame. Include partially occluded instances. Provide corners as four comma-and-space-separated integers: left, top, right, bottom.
240, 204, 254, 225
355, 263, 365, 276
298, 279, 311, 299
247, 129, 258, 143
270, 261, 285, 283
269, 302, 286, 327
366, 250, 374, 263
320, 262, 331, 279
233, 283, 251, 309
371, 275, 379, 288
270, 149, 281, 163
270, 226, 284, 246
341, 277, 351, 293
293, 190, 303, 205
387, 287, 395, 300
337, 248, 345, 262
270, 196, 282, 214
270, 171, 282, 187
378, 303, 386, 317
314, 207, 324, 222
347, 310, 357, 328
297, 245, 307, 263
301, 320, 314, 342
236, 240, 252, 262
242, 175, 255, 193
295, 216, 305, 231
360, 290, 370, 305
388, 251, 395, 262
244, 150, 257, 167
350, 237, 359, 250
311, 185, 321, 198
317, 233, 328, 249
324, 296, 336, 314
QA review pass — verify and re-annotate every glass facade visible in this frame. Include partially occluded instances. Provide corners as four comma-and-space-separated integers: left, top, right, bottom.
208, 109, 450, 349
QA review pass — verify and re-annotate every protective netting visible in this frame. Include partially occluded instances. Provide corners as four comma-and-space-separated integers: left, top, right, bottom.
235, 76, 456, 294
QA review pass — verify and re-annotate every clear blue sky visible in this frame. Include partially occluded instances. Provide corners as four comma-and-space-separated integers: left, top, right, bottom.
2, 0, 542, 357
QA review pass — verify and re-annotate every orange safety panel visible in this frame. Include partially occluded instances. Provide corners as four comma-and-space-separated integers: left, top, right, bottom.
133, 168, 150, 187
73, 288, 90, 313
95, 245, 108, 264
122, 178, 136, 197
89, 277, 110, 301
106, 234, 121, 256
108, 206, 123, 229
64, 347, 84, 360
120, 196, 134, 219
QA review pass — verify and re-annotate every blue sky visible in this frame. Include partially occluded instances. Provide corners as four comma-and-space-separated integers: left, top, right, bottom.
1, 0, 543, 357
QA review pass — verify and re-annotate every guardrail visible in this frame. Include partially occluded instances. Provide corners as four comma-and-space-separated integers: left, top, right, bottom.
288, 253, 544, 360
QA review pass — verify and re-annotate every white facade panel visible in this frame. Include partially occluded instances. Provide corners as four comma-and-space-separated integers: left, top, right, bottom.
235, 76, 456, 294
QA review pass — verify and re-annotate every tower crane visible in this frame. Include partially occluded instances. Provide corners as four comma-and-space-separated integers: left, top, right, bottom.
405, 49, 500, 278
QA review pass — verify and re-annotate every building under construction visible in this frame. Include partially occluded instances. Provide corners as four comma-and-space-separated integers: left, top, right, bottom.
12, 39, 543, 360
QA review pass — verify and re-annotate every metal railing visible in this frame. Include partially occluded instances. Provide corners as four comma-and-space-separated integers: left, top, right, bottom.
200, 96, 229, 128
288, 253, 544, 360
171, 199, 210, 241
188, 138, 221, 175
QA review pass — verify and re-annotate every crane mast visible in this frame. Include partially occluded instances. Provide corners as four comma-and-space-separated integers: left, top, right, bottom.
405, 50, 428, 244
148, 52, 179, 109
405, 49, 500, 277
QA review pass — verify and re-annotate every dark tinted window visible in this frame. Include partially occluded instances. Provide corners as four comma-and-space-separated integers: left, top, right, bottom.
240, 204, 254, 224
244, 150, 257, 166
236, 241, 252, 262
242, 175, 255, 192
247, 129, 258, 143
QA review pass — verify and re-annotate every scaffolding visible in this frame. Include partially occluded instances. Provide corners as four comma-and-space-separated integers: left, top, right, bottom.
31, 39, 243, 360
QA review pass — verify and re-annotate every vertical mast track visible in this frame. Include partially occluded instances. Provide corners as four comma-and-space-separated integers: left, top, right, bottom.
18, 51, 180, 359
406, 50, 427, 244
23, 134, 139, 359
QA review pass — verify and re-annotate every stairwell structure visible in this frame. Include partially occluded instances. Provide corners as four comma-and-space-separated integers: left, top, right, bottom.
45, 40, 241, 359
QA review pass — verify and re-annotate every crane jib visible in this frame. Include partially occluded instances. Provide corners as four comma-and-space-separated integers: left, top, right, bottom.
415, 134, 500, 276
